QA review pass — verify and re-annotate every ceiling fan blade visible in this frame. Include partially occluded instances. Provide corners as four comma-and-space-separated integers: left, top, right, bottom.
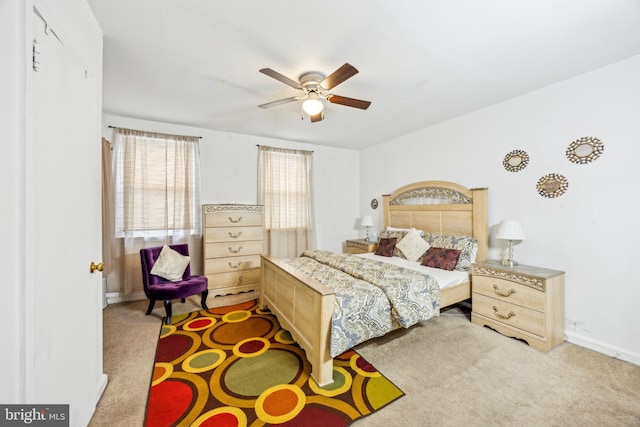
258, 97, 299, 109
327, 95, 371, 110
321, 63, 359, 90
310, 112, 324, 123
259, 68, 303, 89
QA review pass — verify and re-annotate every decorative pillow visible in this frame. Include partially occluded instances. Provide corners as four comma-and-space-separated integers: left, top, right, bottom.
422, 232, 441, 246
396, 229, 431, 262
379, 228, 425, 259
375, 237, 397, 257
150, 245, 190, 282
429, 234, 478, 271
420, 247, 462, 271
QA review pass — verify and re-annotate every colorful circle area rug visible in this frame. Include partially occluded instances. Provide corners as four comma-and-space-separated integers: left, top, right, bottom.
144, 300, 404, 426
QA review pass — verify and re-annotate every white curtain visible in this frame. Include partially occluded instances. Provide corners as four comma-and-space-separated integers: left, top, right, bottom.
107, 127, 202, 298
257, 145, 316, 258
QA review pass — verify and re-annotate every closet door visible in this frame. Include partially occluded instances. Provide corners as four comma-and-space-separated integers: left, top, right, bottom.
28, 7, 104, 425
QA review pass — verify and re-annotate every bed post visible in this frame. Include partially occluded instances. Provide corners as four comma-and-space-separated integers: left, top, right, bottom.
311, 295, 335, 386
382, 194, 391, 228
260, 255, 337, 386
471, 187, 489, 262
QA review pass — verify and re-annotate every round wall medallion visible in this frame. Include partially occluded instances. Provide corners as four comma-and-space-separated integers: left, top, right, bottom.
566, 136, 604, 164
370, 198, 378, 209
536, 173, 569, 198
503, 149, 529, 172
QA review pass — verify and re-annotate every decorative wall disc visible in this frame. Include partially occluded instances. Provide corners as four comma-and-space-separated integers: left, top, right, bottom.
566, 136, 604, 164
370, 198, 378, 209
536, 173, 569, 198
503, 149, 529, 172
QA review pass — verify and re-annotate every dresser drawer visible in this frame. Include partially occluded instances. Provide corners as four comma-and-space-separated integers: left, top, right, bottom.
473, 293, 545, 337
205, 211, 263, 227
206, 269, 260, 290
205, 240, 263, 258
204, 226, 263, 243
205, 255, 261, 274
473, 275, 545, 312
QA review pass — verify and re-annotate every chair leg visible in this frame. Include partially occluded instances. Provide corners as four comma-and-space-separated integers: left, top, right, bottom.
164, 300, 172, 325
201, 289, 209, 310
146, 299, 155, 315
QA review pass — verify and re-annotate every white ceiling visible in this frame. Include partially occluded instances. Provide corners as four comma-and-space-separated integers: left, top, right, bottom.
88, 0, 640, 150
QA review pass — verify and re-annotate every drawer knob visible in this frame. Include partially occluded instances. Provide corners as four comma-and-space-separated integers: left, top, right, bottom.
228, 246, 243, 253
493, 305, 516, 320
228, 231, 243, 238
229, 261, 243, 269
228, 216, 243, 223
493, 284, 516, 297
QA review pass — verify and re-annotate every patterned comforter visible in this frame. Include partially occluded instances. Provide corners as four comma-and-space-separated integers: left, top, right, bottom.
287, 250, 440, 357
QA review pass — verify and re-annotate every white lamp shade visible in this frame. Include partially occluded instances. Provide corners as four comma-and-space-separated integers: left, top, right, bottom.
302, 98, 323, 115
495, 220, 525, 240
360, 215, 374, 227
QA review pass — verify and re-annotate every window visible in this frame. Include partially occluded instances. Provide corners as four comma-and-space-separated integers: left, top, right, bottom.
257, 145, 316, 257
113, 128, 201, 238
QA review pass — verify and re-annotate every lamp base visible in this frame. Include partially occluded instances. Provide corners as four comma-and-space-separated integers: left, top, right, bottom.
501, 258, 518, 267
502, 240, 519, 267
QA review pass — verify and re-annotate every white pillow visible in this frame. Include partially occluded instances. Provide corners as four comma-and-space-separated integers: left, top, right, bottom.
396, 228, 430, 262
150, 245, 190, 281
386, 226, 413, 232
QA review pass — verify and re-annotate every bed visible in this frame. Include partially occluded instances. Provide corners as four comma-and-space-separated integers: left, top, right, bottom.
259, 180, 488, 385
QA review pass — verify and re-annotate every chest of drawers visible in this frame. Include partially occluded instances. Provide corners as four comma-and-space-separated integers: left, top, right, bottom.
203, 204, 264, 297
471, 260, 565, 352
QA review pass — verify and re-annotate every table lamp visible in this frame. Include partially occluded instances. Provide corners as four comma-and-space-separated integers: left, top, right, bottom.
360, 215, 374, 242
495, 220, 525, 267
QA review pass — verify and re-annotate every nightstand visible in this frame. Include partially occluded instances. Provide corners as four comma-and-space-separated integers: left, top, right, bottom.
345, 239, 377, 254
471, 260, 565, 352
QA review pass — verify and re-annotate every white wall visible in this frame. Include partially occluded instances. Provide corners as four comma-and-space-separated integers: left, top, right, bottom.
361, 55, 640, 364
103, 115, 361, 252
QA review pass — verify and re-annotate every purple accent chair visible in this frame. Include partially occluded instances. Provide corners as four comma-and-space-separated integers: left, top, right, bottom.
140, 244, 209, 324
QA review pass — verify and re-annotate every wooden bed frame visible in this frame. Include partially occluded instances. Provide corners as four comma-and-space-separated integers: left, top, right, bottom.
260, 181, 488, 385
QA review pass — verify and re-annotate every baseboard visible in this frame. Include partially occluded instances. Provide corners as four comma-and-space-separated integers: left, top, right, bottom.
565, 331, 640, 366
105, 290, 260, 307
105, 291, 146, 305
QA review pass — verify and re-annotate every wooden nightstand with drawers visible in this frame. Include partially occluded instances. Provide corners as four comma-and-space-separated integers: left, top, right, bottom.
471, 260, 565, 352
345, 239, 378, 254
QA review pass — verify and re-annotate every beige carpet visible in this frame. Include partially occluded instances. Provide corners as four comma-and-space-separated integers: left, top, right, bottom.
90, 297, 640, 426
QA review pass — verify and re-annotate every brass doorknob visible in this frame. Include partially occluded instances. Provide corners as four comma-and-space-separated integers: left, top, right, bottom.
90, 261, 104, 273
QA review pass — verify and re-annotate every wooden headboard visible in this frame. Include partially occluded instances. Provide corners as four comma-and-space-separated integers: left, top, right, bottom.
382, 180, 488, 262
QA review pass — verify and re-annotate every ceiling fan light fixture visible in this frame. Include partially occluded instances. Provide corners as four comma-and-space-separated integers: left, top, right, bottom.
259, 64, 370, 120
302, 97, 323, 116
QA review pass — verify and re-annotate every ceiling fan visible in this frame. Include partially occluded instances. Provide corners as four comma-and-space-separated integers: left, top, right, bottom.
258, 63, 371, 123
